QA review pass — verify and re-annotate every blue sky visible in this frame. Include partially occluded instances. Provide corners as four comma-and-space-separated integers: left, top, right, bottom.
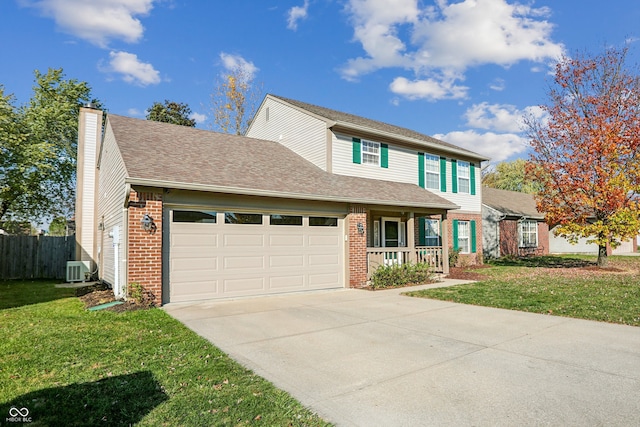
2, 0, 640, 162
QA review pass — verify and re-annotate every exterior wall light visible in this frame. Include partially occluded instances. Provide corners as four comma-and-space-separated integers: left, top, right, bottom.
141, 213, 157, 233
357, 222, 365, 234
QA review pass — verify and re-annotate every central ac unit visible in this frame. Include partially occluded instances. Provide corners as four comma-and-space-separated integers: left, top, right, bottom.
66, 261, 90, 282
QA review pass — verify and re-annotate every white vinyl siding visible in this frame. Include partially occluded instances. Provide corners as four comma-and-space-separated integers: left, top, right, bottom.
97, 122, 128, 290
443, 160, 482, 212
246, 97, 327, 169
332, 133, 416, 183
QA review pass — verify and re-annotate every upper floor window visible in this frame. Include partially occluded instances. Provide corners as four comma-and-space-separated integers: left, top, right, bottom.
362, 140, 380, 165
519, 220, 538, 247
424, 154, 440, 190
352, 137, 388, 168
458, 161, 470, 194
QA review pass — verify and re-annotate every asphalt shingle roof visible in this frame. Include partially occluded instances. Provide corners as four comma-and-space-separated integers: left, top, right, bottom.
482, 187, 544, 219
270, 95, 489, 161
107, 114, 458, 210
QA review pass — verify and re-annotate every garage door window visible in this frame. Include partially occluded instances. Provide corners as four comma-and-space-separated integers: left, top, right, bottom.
270, 215, 303, 226
173, 210, 217, 223
225, 212, 263, 224
309, 217, 338, 227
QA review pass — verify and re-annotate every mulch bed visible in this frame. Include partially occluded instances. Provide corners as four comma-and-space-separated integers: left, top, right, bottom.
77, 284, 154, 313
446, 265, 491, 281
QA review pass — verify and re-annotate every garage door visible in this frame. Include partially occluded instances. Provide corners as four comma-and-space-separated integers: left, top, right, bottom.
168, 210, 345, 302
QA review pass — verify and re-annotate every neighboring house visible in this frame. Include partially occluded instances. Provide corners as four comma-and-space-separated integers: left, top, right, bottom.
549, 226, 638, 255
75, 96, 488, 305
482, 187, 549, 258
246, 95, 489, 267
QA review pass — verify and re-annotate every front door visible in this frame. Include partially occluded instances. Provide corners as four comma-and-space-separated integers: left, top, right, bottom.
384, 221, 399, 247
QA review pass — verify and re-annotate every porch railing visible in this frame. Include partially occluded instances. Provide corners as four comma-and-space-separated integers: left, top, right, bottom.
366, 246, 444, 278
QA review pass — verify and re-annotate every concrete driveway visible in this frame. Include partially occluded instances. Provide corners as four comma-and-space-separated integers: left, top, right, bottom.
164, 281, 640, 426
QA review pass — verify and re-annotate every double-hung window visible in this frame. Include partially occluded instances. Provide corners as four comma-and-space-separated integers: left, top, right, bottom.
519, 220, 538, 247
458, 160, 470, 193
424, 219, 440, 246
457, 221, 470, 253
362, 140, 380, 165
424, 154, 440, 190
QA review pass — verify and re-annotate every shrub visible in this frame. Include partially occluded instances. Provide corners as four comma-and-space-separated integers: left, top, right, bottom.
449, 247, 461, 267
370, 262, 435, 290
127, 282, 156, 307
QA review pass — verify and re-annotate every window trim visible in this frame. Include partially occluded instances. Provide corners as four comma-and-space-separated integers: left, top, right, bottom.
424, 153, 440, 190
519, 220, 538, 248
424, 218, 441, 247
457, 160, 470, 194
361, 140, 381, 166
457, 220, 470, 254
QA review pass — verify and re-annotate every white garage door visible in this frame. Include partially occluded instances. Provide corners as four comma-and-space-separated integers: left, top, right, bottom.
169, 210, 345, 302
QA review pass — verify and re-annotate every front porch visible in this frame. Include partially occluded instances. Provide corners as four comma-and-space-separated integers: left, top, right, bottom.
367, 246, 445, 278
359, 209, 450, 281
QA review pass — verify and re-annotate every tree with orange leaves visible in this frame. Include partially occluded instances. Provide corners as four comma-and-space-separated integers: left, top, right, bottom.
526, 46, 640, 266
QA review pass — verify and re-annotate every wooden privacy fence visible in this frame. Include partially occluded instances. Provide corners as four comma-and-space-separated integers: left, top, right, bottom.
0, 235, 75, 280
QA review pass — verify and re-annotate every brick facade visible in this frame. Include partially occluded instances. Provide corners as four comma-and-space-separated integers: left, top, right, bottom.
127, 190, 163, 305
499, 219, 549, 257
447, 212, 483, 265
348, 205, 368, 288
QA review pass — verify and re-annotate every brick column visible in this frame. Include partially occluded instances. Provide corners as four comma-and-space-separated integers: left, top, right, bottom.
127, 190, 163, 305
348, 205, 368, 288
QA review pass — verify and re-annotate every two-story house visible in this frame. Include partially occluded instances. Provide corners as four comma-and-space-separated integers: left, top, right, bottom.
247, 95, 489, 266
74, 96, 488, 305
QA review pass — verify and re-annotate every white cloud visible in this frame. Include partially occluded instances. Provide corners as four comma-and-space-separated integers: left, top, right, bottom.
20, 0, 154, 47
287, 0, 309, 30
127, 107, 144, 117
389, 75, 468, 101
434, 130, 528, 162
104, 51, 161, 86
464, 102, 545, 133
341, 0, 565, 100
489, 78, 506, 91
219, 52, 259, 80
190, 112, 206, 124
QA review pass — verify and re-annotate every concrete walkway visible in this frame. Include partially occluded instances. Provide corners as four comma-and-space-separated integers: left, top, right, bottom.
164, 281, 640, 426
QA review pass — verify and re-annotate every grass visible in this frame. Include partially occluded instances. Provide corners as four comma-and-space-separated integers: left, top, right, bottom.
406, 255, 640, 327
0, 280, 331, 426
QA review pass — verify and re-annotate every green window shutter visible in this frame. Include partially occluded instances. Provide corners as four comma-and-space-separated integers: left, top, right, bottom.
418, 153, 425, 188
452, 219, 459, 251
352, 138, 361, 164
471, 220, 477, 253
451, 159, 458, 193
440, 157, 447, 192
470, 163, 476, 195
418, 217, 426, 246
381, 144, 388, 168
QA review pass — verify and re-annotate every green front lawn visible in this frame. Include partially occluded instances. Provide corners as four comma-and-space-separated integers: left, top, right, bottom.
407, 255, 640, 327
0, 281, 330, 426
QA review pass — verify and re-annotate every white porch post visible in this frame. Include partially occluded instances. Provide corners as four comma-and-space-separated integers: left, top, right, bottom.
441, 213, 450, 274
407, 213, 416, 263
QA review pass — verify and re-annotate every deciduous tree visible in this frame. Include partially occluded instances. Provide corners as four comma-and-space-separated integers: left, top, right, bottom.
146, 100, 196, 127
482, 159, 542, 194
210, 67, 262, 135
525, 46, 640, 266
0, 68, 97, 223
